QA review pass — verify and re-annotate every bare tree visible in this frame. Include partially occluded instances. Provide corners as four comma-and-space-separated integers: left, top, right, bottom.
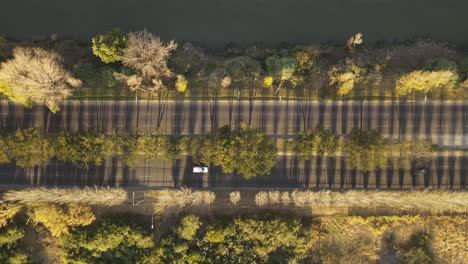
120, 30, 177, 94
0, 47, 81, 112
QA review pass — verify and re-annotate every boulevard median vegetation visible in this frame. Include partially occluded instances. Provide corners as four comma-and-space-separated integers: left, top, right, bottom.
3, 187, 128, 206
0, 127, 437, 178
145, 188, 216, 213
194, 124, 277, 179
0, 128, 185, 169
254, 190, 468, 212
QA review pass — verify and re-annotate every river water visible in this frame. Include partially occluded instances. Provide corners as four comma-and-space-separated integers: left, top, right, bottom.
1, 0, 468, 46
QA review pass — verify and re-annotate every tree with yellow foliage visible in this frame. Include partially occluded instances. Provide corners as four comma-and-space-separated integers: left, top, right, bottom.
329, 63, 364, 96
396, 70, 458, 99
30, 204, 95, 237
0, 203, 22, 227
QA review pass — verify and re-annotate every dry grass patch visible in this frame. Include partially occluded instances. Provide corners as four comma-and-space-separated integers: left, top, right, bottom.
229, 191, 241, 205
145, 188, 215, 213
255, 190, 468, 212
2, 187, 127, 206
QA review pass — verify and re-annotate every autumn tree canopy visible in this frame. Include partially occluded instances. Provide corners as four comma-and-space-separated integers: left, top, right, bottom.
120, 30, 177, 94
0, 47, 81, 112
202, 125, 277, 178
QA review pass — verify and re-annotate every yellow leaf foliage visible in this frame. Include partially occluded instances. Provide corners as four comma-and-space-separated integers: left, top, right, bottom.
396, 70, 458, 95
0, 203, 22, 227
30, 204, 95, 237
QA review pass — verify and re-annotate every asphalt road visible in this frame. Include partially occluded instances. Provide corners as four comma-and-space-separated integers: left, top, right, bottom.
1, 100, 467, 148
0, 100, 466, 189
0, 154, 465, 189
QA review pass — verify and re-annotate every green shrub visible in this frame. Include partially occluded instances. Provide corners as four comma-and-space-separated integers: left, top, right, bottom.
92, 28, 127, 64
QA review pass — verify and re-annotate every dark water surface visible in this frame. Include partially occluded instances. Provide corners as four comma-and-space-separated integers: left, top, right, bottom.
1, 0, 468, 46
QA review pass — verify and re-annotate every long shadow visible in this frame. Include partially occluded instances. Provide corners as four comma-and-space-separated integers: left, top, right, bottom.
259, 100, 268, 132
22, 105, 33, 128
339, 158, 346, 189
187, 102, 198, 135
423, 103, 433, 140
448, 155, 455, 189
172, 100, 184, 135
435, 156, 445, 189
124, 101, 135, 132
376, 102, 385, 135
386, 164, 393, 188
462, 156, 467, 189
182, 156, 200, 187
398, 168, 405, 188
303, 158, 311, 188
350, 168, 357, 188
315, 155, 322, 188
63, 102, 74, 132
236, 100, 244, 128
326, 156, 336, 188
463, 103, 468, 147
156, 95, 168, 130
330, 102, 338, 134
341, 102, 348, 135
273, 101, 280, 135
412, 103, 423, 140
171, 160, 181, 187
200, 101, 208, 134
318, 101, 325, 128
363, 171, 369, 189
112, 101, 122, 133
210, 98, 219, 132
398, 102, 407, 140
294, 101, 302, 132
291, 155, 300, 187
351, 102, 360, 129
78, 102, 86, 132
7, 103, 17, 129
389, 102, 396, 138
437, 103, 445, 146
375, 168, 382, 189
364, 101, 372, 130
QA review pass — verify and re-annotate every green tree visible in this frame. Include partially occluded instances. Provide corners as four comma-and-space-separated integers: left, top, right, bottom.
0, 227, 28, 264
108, 133, 139, 167
391, 140, 434, 170
138, 134, 183, 162
176, 214, 201, 241
266, 56, 297, 94
92, 28, 127, 64
7, 128, 53, 168
225, 56, 262, 85
0, 131, 11, 163
205, 125, 277, 178
61, 215, 154, 264
56, 131, 110, 169
343, 129, 388, 172
291, 127, 340, 158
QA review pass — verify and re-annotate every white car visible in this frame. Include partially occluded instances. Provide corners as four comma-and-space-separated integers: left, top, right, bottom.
193, 166, 208, 173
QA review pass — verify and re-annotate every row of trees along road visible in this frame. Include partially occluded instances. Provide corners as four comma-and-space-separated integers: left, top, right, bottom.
0, 125, 278, 179
0, 126, 434, 179
1, 32, 467, 112
291, 127, 435, 172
